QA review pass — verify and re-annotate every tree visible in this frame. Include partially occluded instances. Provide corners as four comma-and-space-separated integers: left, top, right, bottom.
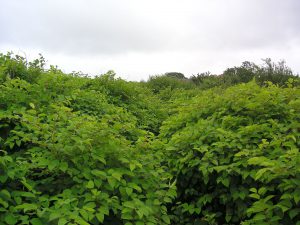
165, 72, 186, 79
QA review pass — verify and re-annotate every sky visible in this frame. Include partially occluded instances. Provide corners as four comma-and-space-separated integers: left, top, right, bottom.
0, 0, 299, 81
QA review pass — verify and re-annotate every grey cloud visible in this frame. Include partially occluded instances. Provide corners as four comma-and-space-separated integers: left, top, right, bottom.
1, 0, 299, 55
0, 0, 173, 55
176, 0, 300, 51
0, 0, 299, 80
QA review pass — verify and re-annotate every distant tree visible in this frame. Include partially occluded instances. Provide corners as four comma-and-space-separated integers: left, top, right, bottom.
222, 61, 256, 85
165, 72, 186, 79
189, 72, 223, 89
189, 59, 299, 89
0, 52, 45, 83
190, 71, 212, 84
256, 58, 296, 86
146, 74, 195, 94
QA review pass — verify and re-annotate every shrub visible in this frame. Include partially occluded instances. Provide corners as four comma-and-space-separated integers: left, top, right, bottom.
161, 81, 300, 225
0, 76, 176, 225
89, 72, 167, 134
146, 75, 196, 95
1, 52, 299, 225
0, 53, 44, 83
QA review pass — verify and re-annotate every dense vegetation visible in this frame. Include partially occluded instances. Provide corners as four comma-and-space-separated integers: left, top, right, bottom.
0, 52, 299, 225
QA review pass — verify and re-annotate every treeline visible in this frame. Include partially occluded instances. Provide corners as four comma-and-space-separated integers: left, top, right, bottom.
0, 52, 299, 225
147, 58, 298, 92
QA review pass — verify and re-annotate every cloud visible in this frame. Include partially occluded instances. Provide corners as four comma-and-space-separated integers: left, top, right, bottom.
0, 0, 174, 54
0, 0, 299, 80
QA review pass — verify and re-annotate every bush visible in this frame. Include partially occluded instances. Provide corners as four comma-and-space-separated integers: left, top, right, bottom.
88, 72, 167, 134
0, 53, 45, 83
1, 52, 299, 225
190, 60, 299, 89
146, 75, 196, 95
161, 81, 300, 224
0, 76, 176, 225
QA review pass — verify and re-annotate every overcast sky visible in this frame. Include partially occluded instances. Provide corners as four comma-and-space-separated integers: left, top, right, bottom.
0, 0, 299, 81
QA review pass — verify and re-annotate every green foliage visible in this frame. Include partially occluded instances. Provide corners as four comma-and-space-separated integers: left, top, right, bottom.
164, 72, 186, 79
0, 58, 176, 224
146, 74, 196, 96
190, 59, 299, 89
88, 71, 167, 134
189, 72, 224, 89
222, 61, 256, 85
255, 58, 296, 86
0, 52, 45, 83
161, 81, 300, 224
0, 52, 299, 225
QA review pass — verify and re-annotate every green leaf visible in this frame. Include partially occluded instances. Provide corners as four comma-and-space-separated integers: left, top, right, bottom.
0, 175, 8, 183
125, 187, 133, 196
75, 217, 90, 225
255, 168, 269, 180
86, 180, 94, 189
289, 208, 300, 219
49, 212, 60, 221
294, 190, 300, 204
58, 218, 68, 225
96, 212, 104, 223
249, 193, 260, 200
121, 212, 133, 220
93, 155, 106, 164
31, 218, 43, 225
60, 162, 68, 172
0, 199, 9, 208
9, 142, 14, 149
107, 177, 116, 189
129, 183, 142, 192
4, 214, 17, 225
221, 178, 230, 187
29, 103, 35, 109
153, 199, 160, 205
99, 206, 109, 215
15, 203, 37, 212
253, 213, 266, 221
91, 170, 106, 178
258, 187, 267, 195
137, 209, 144, 219
20, 192, 35, 198
129, 163, 136, 171
123, 201, 135, 209
16, 139, 21, 147
0, 189, 11, 199
79, 210, 89, 221
112, 172, 122, 181
163, 197, 172, 203
161, 215, 170, 224
48, 160, 59, 171
225, 214, 232, 223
